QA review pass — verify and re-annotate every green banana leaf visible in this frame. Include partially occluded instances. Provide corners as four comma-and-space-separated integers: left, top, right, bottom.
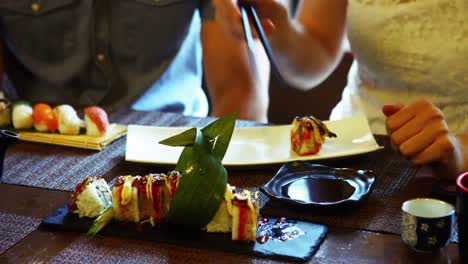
158, 112, 237, 229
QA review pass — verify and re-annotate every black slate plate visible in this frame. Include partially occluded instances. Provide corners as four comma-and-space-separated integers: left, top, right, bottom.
261, 161, 376, 208
41, 203, 328, 262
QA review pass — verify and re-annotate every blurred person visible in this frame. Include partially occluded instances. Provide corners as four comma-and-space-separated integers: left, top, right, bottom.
213, 0, 468, 178
0, 0, 270, 122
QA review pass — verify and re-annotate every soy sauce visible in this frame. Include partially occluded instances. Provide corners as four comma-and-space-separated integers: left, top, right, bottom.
281, 177, 355, 203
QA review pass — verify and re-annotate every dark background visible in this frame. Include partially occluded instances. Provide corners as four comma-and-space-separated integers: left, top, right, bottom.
268, 53, 353, 124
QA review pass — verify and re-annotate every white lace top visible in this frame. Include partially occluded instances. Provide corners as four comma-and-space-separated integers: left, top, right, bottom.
330, 0, 468, 135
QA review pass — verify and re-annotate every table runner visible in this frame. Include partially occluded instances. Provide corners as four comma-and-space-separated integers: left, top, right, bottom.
0, 212, 41, 254
259, 136, 459, 243
51, 235, 289, 264
1, 111, 258, 191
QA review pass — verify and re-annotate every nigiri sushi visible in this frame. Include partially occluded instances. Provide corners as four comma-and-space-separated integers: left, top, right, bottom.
12, 101, 34, 130
84, 106, 109, 137
33, 103, 58, 132
54, 104, 83, 135
69, 176, 112, 218
0, 99, 11, 128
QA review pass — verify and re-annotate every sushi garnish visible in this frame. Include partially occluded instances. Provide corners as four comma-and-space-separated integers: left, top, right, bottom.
84, 106, 109, 137
290, 115, 337, 156
87, 204, 113, 236
54, 104, 83, 135
33, 103, 58, 132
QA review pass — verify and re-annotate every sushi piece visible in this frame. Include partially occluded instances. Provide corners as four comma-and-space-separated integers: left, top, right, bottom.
231, 190, 259, 241
112, 175, 141, 223
206, 184, 235, 233
33, 103, 58, 132
137, 173, 167, 225
11, 101, 34, 130
69, 176, 112, 218
84, 106, 109, 137
0, 99, 11, 127
163, 170, 181, 214
54, 104, 83, 135
290, 115, 337, 156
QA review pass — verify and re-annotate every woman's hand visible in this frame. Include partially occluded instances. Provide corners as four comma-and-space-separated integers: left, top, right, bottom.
212, 0, 289, 40
383, 100, 463, 178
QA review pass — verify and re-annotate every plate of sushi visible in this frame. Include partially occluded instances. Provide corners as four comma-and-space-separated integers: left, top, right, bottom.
42, 173, 328, 262
0, 100, 127, 150
125, 115, 383, 166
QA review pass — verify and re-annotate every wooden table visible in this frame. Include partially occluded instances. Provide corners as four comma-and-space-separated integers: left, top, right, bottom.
0, 111, 460, 263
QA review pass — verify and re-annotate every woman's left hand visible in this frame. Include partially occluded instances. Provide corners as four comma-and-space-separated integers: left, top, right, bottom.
382, 100, 458, 168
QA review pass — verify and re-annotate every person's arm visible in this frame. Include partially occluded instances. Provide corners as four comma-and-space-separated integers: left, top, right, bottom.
383, 101, 468, 180
212, 0, 348, 89
201, 12, 270, 122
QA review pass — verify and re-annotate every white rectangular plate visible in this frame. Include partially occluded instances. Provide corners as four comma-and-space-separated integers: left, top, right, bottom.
125, 115, 383, 166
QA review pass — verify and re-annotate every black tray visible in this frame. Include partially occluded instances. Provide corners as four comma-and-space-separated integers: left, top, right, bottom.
41, 203, 328, 262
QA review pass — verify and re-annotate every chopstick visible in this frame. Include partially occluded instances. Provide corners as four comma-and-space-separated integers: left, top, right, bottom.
238, 4, 287, 88
239, 4, 261, 82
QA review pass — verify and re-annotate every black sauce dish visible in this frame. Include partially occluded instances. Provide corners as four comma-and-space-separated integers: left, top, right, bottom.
260, 160, 376, 209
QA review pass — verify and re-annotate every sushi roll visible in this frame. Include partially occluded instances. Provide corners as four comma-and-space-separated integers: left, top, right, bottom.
69, 176, 112, 218
290, 115, 337, 156
84, 106, 109, 137
54, 104, 83, 135
206, 184, 235, 233
163, 170, 181, 214
11, 101, 34, 130
0, 99, 11, 128
112, 175, 141, 223
138, 173, 167, 225
32, 103, 58, 132
231, 190, 259, 242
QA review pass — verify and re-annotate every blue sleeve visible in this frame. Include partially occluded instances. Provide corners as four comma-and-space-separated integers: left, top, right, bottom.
199, 0, 214, 21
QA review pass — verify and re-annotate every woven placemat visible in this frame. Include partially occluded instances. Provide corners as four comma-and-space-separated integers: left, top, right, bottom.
0, 111, 209, 191
0, 212, 41, 254
1, 110, 261, 191
259, 136, 459, 243
51, 235, 282, 264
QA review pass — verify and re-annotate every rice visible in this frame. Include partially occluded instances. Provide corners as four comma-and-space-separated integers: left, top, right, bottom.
74, 179, 112, 218
55, 105, 83, 135
84, 115, 101, 137
12, 104, 33, 129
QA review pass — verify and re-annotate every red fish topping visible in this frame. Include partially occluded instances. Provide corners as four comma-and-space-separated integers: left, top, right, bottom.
33, 103, 58, 132
84, 106, 109, 134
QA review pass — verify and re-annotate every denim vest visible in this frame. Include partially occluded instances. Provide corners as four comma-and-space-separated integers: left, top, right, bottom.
0, 0, 212, 116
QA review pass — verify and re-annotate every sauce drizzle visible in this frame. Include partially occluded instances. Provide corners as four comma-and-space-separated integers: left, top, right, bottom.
256, 217, 305, 244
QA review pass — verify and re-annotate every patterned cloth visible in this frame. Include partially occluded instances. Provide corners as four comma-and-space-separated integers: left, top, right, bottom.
0, 212, 41, 254
331, 0, 468, 135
